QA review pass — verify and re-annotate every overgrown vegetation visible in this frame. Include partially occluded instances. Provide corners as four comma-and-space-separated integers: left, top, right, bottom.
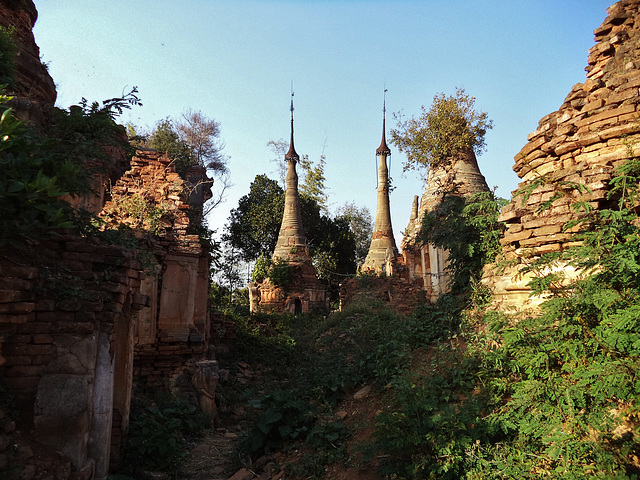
391, 88, 493, 172
0, 86, 140, 246
374, 155, 640, 478
226, 155, 640, 479
0, 26, 17, 86
116, 389, 211, 476
420, 189, 507, 294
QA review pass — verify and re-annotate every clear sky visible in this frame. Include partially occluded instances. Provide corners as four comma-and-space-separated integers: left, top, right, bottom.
32, 0, 613, 244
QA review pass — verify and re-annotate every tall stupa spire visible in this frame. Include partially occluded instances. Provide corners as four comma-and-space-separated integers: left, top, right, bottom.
376, 89, 391, 155
273, 91, 309, 261
363, 89, 398, 273
285, 90, 299, 161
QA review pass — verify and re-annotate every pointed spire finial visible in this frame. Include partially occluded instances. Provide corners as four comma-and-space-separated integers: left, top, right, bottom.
286, 85, 299, 161
376, 87, 391, 156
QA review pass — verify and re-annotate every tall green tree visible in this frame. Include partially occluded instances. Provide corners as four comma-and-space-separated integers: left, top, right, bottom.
390, 88, 493, 172
335, 202, 373, 266
224, 174, 284, 262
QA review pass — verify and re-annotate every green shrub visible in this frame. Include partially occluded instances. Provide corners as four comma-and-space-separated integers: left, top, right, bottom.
119, 391, 210, 475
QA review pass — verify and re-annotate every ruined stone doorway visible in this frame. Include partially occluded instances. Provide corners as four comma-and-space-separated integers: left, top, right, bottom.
294, 298, 302, 314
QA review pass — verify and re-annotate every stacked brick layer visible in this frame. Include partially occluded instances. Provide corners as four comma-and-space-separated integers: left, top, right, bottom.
484, 0, 640, 310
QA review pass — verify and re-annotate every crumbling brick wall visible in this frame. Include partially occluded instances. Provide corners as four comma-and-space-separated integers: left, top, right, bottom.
483, 0, 640, 311
340, 276, 427, 316
0, 234, 145, 478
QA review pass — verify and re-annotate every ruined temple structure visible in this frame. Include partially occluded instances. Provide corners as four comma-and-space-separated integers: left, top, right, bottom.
362, 97, 400, 274
251, 96, 327, 314
0, 0, 55, 126
0, 2, 217, 478
401, 148, 490, 301
483, 0, 640, 311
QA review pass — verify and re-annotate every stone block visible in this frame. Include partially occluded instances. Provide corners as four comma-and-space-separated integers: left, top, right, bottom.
533, 225, 563, 236
518, 136, 548, 159
0, 290, 32, 303
599, 122, 640, 141
0, 313, 29, 323
503, 229, 533, 243
575, 103, 635, 127
582, 98, 605, 112
37, 311, 75, 323
0, 302, 34, 314
5, 365, 43, 378
4, 355, 31, 366
34, 374, 93, 468
5, 376, 39, 390
520, 233, 571, 247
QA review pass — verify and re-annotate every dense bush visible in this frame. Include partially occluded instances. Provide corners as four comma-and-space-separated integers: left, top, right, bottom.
0, 87, 140, 246
119, 390, 210, 475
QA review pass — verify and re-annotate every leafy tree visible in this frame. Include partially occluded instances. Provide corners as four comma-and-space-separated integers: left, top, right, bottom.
390, 88, 493, 171
301, 195, 356, 298
335, 202, 373, 265
224, 174, 284, 262
420, 190, 507, 294
146, 111, 230, 213
224, 174, 356, 300
147, 118, 193, 173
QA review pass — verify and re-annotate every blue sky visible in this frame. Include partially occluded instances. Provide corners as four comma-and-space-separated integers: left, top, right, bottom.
33, 0, 613, 243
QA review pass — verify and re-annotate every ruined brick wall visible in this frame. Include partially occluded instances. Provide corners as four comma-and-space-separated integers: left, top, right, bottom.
484, 0, 640, 311
0, 234, 144, 478
340, 276, 427, 316
101, 149, 213, 390
0, 2, 214, 477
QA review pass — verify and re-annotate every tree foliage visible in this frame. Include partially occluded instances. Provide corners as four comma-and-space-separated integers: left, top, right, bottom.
0, 26, 17, 86
145, 111, 230, 213
176, 109, 227, 174
390, 88, 493, 171
335, 202, 373, 266
147, 118, 192, 174
0, 87, 140, 246
420, 190, 507, 293
224, 174, 284, 262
